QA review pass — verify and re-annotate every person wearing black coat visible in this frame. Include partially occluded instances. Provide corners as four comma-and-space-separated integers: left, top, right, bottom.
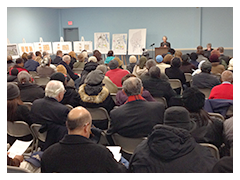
30, 80, 69, 151
107, 77, 165, 138
128, 124, 217, 173
41, 107, 126, 173
58, 57, 79, 81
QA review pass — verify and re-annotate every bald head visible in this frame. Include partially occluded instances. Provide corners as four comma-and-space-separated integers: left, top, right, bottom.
221, 70, 233, 83
66, 106, 92, 135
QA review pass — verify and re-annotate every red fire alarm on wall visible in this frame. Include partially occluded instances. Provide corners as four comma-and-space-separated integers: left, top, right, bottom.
68, 21, 73, 25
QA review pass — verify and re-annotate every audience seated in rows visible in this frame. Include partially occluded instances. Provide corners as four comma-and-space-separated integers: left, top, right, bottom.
7, 83, 32, 145
128, 124, 217, 173
107, 77, 165, 138
36, 56, 55, 77
116, 74, 155, 106
182, 87, 223, 148
41, 107, 126, 173
9, 58, 28, 75
196, 45, 209, 63
209, 54, 225, 75
17, 71, 45, 103
52, 50, 63, 64
105, 60, 129, 87
180, 54, 197, 73
156, 55, 170, 74
73, 53, 85, 68
30, 80, 69, 150
24, 52, 39, 71
192, 61, 221, 89
78, 69, 115, 114
209, 70, 233, 100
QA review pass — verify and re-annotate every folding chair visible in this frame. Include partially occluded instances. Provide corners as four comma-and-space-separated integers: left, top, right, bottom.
23, 102, 33, 111
30, 124, 47, 151
110, 93, 117, 104
28, 71, 38, 78
198, 88, 211, 99
86, 107, 111, 130
33, 76, 50, 86
7, 121, 35, 153
208, 112, 225, 122
169, 79, 183, 95
200, 143, 220, 160
184, 73, 192, 87
111, 133, 147, 154
153, 96, 167, 108
7, 166, 30, 173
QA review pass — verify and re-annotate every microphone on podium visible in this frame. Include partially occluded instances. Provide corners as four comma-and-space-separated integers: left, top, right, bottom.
150, 43, 155, 47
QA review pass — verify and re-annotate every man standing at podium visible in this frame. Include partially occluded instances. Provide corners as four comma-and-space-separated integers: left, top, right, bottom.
160, 36, 171, 48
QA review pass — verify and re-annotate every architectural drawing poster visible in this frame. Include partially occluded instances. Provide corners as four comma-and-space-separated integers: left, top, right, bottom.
18, 43, 35, 55
52, 42, 72, 54
73, 41, 93, 53
33, 42, 53, 54
112, 34, 127, 55
7, 44, 19, 58
94, 32, 110, 54
128, 28, 147, 55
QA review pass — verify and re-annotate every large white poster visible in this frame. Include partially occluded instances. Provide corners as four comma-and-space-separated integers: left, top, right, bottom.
7, 44, 19, 58
52, 42, 72, 54
18, 43, 34, 55
128, 28, 147, 55
73, 41, 93, 53
112, 34, 127, 55
33, 42, 53, 54
94, 32, 110, 54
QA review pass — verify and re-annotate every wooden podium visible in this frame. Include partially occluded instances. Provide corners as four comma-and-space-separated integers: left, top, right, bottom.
155, 47, 169, 58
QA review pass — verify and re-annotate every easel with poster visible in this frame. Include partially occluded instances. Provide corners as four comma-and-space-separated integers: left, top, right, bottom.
18, 38, 35, 55
33, 37, 53, 54
7, 38, 19, 59
52, 37, 72, 54
73, 36, 93, 53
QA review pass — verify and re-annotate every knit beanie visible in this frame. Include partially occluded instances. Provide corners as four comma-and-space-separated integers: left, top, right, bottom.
171, 57, 181, 68
114, 57, 123, 67
138, 56, 147, 69
209, 54, 219, 63
7, 82, 20, 100
50, 72, 66, 84
84, 70, 104, 85
156, 55, 163, 63
108, 60, 119, 70
129, 55, 137, 63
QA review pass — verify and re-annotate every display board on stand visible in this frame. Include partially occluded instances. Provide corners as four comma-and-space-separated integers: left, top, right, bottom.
33, 38, 53, 54
73, 41, 93, 53
112, 34, 127, 55
128, 28, 147, 55
7, 40, 19, 59
94, 32, 110, 54
18, 43, 34, 55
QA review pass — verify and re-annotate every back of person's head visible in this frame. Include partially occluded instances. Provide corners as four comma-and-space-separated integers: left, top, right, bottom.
77, 53, 85, 62
121, 74, 136, 86
35, 51, 41, 57
88, 56, 98, 63
68, 51, 77, 59
56, 50, 63, 56
84, 69, 104, 86
50, 72, 66, 85
7, 55, 13, 62
182, 87, 205, 113
156, 55, 163, 63
142, 48, 149, 59
17, 71, 32, 84
197, 46, 204, 55
209, 54, 219, 63
41, 56, 50, 67
42, 51, 49, 57
114, 57, 123, 67
108, 60, 119, 70
10, 68, 19, 76
45, 80, 65, 99
66, 107, 92, 137
201, 61, 212, 73
168, 48, 175, 55
138, 56, 147, 69
96, 64, 108, 74
56, 64, 67, 75
27, 52, 34, 60
122, 77, 143, 96
146, 59, 156, 70
190, 52, 198, 61
163, 54, 173, 64
174, 50, 182, 58
221, 70, 233, 83
62, 55, 71, 63
171, 57, 181, 68
107, 50, 114, 57
129, 55, 137, 63
181, 54, 189, 63
210, 49, 220, 57
218, 47, 224, 53
15, 58, 24, 65
149, 66, 161, 79
93, 50, 102, 61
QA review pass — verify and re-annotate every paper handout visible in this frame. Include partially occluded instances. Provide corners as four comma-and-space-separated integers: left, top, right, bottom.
106, 146, 121, 162
7, 140, 33, 159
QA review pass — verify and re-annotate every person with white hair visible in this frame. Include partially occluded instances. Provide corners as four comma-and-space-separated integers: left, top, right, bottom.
36, 56, 55, 77
30, 80, 70, 150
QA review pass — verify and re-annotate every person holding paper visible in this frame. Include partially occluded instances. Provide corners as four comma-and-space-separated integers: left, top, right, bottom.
41, 107, 126, 173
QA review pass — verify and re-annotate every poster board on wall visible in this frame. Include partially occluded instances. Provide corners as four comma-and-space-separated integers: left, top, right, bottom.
128, 28, 147, 55
7, 44, 19, 58
94, 32, 110, 54
33, 42, 53, 54
52, 42, 72, 54
73, 41, 93, 53
112, 34, 127, 55
18, 43, 35, 55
